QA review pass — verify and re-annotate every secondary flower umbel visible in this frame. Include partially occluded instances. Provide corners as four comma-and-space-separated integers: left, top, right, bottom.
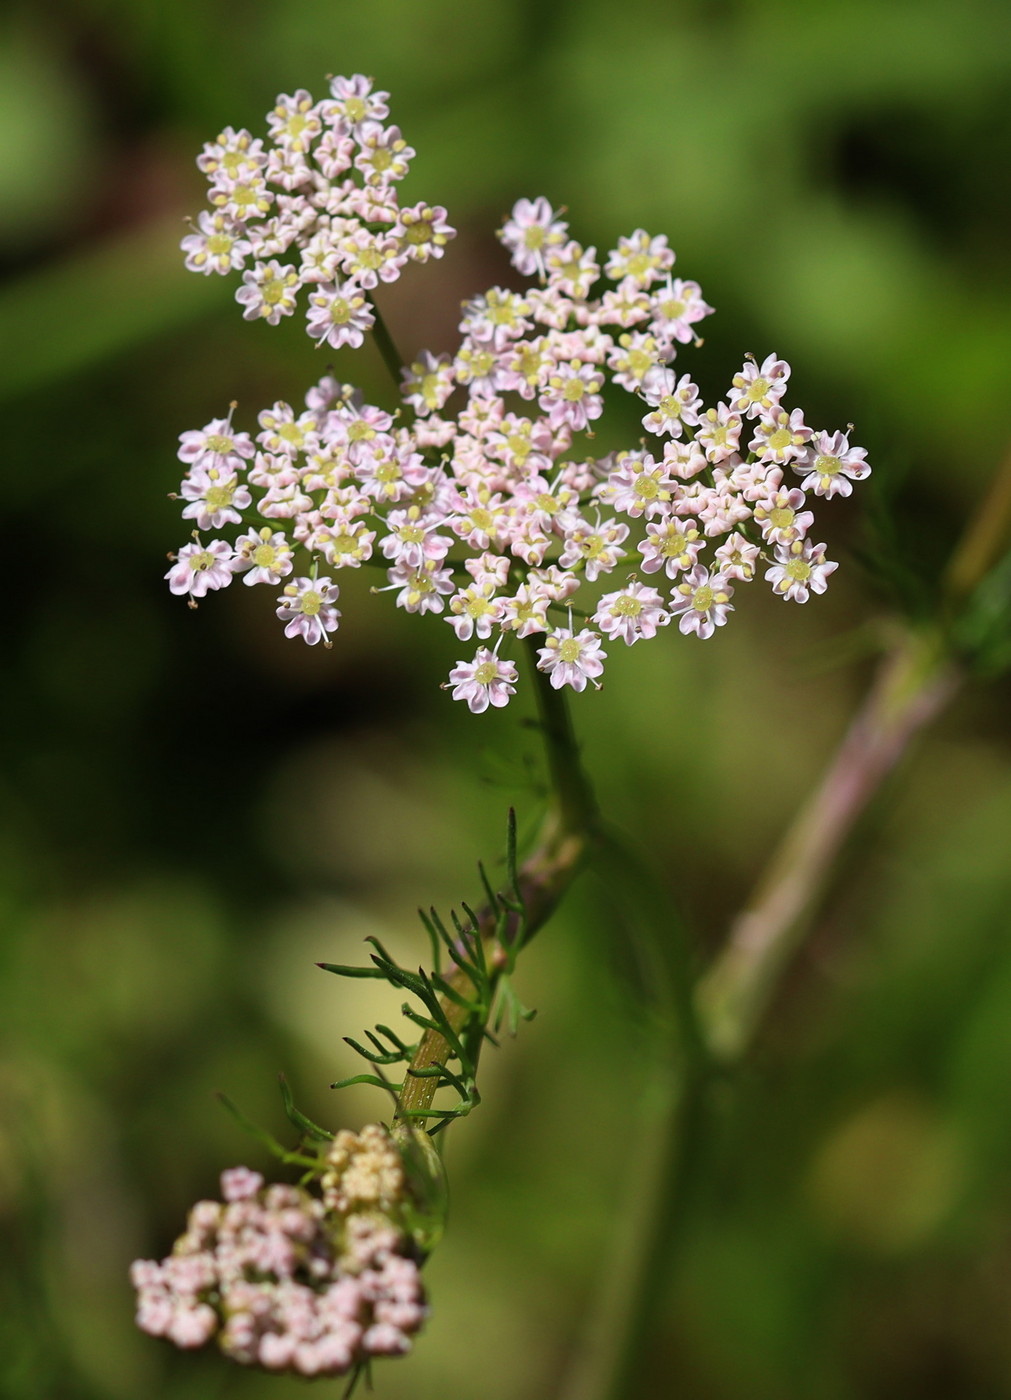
132, 1125, 430, 1378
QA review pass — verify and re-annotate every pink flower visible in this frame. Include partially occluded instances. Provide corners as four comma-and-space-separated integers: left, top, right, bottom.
275, 576, 341, 645
181, 211, 251, 275
751, 485, 813, 545
604, 230, 674, 288
178, 418, 255, 469
636, 519, 705, 578
498, 197, 568, 277
233, 528, 294, 586
236, 260, 301, 323
544, 240, 600, 300
795, 430, 870, 498
669, 565, 734, 639
305, 281, 374, 349
354, 122, 415, 185
536, 628, 607, 691
539, 359, 605, 433
648, 277, 713, 347
713, 532, 760, 581
764, 539, 837, 602
593, 583, 669, 645
396, 203, 456, 262
640, 367, 702, 439
323, 74, 391, 137
695, 404, 743, 464
221, 1167, 265, 1201
447, 648, 518, 712
166, 540, 238, 599
266, 90, 322, 155
598, 452, 673, 518
749, 407, 812, 465
180, 468, 251, 531
727, 353, 791, 418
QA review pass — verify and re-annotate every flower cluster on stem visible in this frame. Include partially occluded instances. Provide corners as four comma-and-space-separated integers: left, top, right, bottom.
131, 1125, 429, 1378
169, 86, 870, 709
180, 75, 455, 344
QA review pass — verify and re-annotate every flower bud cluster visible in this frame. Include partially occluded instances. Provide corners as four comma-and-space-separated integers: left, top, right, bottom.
180, 74, 455, 346
169, 75, 870, 713
130, 1127, 427, 1377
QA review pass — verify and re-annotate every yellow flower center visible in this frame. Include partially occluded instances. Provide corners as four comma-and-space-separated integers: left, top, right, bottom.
205, 485, 233, 509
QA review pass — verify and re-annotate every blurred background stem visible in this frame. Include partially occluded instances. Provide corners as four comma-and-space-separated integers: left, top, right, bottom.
697, 624, 959, 1061
564, 444, 1011, 1400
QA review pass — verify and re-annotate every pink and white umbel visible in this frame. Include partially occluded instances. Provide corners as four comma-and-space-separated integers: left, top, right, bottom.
131, 1124, 429, 1378
168, 73, 871, 708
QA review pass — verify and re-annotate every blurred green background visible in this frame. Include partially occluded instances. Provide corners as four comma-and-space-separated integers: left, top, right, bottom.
2, 0, 1011, 1396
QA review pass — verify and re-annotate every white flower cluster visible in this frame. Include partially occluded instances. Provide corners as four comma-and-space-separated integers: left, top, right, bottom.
180, 74, 455, 346
131, 1127, 427, 1377
169, 77, 870, 713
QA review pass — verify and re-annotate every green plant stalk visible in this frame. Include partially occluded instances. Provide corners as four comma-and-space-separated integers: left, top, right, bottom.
574, 443, 1011, 1400
568, 625, 959, 1400
394, 639, 599, 1124
368, 296, 407, 391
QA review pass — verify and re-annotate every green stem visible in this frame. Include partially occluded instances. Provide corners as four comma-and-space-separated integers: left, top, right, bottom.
368, 295, 407, 393
524, 633, 600, 843
564, 627, 959, 1400
558, 1060, 710, 1400
394, 650, 598, 1125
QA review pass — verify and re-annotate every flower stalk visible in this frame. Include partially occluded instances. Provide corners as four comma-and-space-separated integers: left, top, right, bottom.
395, 644, 598, 1124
